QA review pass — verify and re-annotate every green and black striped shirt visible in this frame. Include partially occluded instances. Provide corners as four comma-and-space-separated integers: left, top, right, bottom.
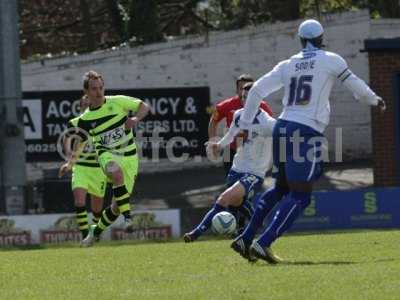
67, 118, 99, 167
72, 95, 141, 158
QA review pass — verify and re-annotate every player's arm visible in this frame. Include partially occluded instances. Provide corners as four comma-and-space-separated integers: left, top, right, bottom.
58, 140, 86, 178
125, 101, 150, 129
208, 104, 225, 140
208, 116, 219, 140
261, 115, 277, 137
206, 112, 240, 157
331, 54, 386, 111
63, 136, 73, 160
240, 61, 287, 129
58, 119, 87, 178
113, 95, 150, 128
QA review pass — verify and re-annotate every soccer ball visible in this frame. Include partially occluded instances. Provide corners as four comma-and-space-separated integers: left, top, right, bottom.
211, 211, 237, 235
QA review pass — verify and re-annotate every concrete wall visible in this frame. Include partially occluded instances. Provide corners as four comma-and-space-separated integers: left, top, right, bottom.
22, 10, 400, 161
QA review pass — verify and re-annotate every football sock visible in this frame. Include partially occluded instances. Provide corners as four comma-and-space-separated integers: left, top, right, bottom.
227, 206, 239, 223
237, 199, 254, 225
92, 211, 102, 224
113, 185, 131, 219
257, 191, 311, 248
191, 203, 225, 239
94, 206, 119, 237
75, 206, 89, 238
241, 187, 284, 244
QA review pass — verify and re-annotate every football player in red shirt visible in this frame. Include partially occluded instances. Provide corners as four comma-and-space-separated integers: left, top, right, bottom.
208, 74, 273, 174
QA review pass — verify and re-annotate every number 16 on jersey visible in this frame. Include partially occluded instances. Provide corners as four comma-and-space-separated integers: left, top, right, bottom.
288, 75, 313, 106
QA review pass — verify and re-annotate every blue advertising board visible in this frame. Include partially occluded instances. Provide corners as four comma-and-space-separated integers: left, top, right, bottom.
261, 188, 400, 231
395, 73, 400, 183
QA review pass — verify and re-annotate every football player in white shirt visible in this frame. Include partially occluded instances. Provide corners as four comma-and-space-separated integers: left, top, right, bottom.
183, 83, 276, 243
232, 19, 386, 263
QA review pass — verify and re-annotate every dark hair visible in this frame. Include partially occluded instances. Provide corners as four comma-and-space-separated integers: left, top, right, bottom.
300, 35, 324, 48
236, 73, 254, 88
243, 82, 253, 91
82, 70, 104, 89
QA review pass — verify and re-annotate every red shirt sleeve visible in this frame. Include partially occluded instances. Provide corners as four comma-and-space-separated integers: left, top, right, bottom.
212, 100, 230, 122
260, 101, 273, 116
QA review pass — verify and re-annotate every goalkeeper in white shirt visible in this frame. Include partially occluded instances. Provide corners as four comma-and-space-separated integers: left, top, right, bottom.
231, 19, 386, 264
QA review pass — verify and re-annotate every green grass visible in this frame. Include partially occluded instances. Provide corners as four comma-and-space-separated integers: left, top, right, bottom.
0, 230, 399, 300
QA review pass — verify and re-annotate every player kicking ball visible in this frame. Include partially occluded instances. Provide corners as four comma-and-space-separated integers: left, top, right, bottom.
232, 19, 385, 264
183, 82, 276, 243
59, 70, 150, 247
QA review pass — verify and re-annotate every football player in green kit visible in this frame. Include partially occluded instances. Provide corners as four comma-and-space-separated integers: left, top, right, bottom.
59, 70, 150, 247
59, 95, 106, 243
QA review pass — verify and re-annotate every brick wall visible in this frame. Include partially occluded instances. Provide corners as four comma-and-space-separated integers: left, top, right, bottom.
366, 39, 400, 186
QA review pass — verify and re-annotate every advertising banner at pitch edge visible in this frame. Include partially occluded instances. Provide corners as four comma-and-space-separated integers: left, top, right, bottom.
0, 209, 180, 247
22, 87, 211, 162
281, 187, 400, 231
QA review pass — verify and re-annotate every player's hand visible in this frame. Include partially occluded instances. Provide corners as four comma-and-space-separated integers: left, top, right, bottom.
58, 162, 72, 178
205, 141, 220, 158
236, 130, 249, 144
376, 97, 386, 113
125, 117, 139, 129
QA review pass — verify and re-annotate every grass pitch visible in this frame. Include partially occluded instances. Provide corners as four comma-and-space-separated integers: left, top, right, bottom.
0, 229, 399, 300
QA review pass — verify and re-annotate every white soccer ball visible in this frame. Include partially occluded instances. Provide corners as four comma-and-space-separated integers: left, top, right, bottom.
211, 211, 237, 235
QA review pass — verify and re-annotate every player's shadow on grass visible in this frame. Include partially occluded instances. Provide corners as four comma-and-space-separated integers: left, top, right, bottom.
281, 260, 357, 266
280, 258, 397, 266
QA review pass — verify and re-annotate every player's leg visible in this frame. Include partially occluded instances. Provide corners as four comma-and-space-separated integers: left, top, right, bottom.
86, 167, 114, 236
232, 120, 289, 258
184, 181, 246, 242
90, 195, 104, 224
184, 172, 263, 242
183, 170, 238, 242
91, 202, 120, 240
82, 153, 128, 244
118, 155, 139, 232
231, 183, 288, 261
86, 167, 107, 225
108, 163, 130, 216
71, 166, 90, 239
234, 197, 254, 235
252, 122, 323, 263
73, 188, 89, 239
102, 153, 133, 219
93, 154, 138, 238
237, 170, 289, 245
248, 181, 312, 264
229, 173, 265, 234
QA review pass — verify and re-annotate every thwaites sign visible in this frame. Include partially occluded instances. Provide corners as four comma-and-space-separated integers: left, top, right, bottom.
23, 87, 210, 162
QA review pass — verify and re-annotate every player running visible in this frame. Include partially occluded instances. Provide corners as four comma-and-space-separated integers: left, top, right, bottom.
58, 96, 106, 242
59, 70, 150, 247
183, 82, 276, 243
231, 19, 385, 263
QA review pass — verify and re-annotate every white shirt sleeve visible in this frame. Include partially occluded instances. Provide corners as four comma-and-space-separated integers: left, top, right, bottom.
342, 73, 379, 105
262, 116, 277, 137
218, 112, 240, 148
239, 61, 287, 129
328, 53, 379, 106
